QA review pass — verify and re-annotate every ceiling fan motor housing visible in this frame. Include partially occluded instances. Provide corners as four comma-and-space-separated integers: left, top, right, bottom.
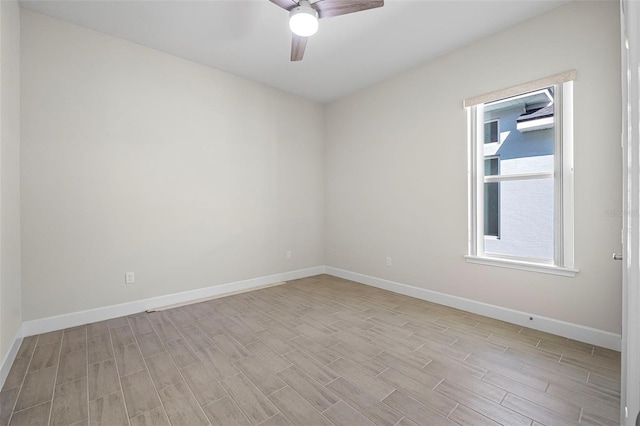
289, 1, 319, 37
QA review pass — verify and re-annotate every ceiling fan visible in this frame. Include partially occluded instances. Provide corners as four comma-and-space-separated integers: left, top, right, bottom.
268, 0, 384, 61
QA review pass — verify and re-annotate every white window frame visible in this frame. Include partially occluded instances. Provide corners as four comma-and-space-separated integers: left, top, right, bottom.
465, 75, 577, 277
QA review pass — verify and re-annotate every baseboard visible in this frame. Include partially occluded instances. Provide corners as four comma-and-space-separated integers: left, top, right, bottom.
18, 264, 622, 351
21, 266, 325, 337
0, 324, 24, 390
325, 267, 622, 351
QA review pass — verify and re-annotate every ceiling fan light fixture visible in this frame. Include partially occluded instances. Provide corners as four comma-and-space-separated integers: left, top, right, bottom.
289, 1, 318, 37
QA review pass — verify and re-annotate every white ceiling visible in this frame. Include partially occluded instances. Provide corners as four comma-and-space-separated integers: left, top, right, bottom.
19, 0, 570, 103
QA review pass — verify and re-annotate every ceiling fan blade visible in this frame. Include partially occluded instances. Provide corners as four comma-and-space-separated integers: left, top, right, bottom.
268, 0, 298, 11
314, 0, 383, 19
291, 34, 308, 61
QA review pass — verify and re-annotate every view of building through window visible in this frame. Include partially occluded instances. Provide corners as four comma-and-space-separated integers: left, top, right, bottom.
482, 88, 555, 261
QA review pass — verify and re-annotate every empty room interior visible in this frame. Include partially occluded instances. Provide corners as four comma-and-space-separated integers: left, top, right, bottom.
1, 0, 638, 425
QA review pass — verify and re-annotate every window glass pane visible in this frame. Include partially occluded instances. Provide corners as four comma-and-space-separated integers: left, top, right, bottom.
484, 157, 500, 237
483, 88, 554, 175
484, 178, 554, 260
485, 157, 499, 176
484, 182, 499, 237
484, 121, 498, 143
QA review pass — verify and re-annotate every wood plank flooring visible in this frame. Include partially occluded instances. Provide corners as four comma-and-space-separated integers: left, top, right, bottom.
0, 274, 621, 425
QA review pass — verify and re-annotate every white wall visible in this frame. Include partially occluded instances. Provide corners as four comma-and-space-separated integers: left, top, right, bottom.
20, 10, 325, 320
325, 0, 623, 334
0, 0, 22, 361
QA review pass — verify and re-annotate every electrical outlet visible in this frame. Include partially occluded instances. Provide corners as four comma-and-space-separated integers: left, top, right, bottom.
386, 256, 392, 267
286, 250, 292, 259
125, 272, 135, 284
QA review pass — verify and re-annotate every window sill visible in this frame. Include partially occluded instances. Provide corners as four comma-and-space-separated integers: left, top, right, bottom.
464, 255, 578, 277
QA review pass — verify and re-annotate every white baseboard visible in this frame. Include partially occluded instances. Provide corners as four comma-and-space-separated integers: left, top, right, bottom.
326, 267, 622, 351
1, 324, 24, 390
22, 266, 325, 337
16, 264, 621, 352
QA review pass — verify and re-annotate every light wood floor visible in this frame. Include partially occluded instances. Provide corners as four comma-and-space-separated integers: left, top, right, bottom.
0, 274, 621, 426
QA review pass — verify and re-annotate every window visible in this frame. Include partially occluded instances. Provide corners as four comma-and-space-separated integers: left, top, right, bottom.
465, 71, 577, 276
484, 120, 499, 143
